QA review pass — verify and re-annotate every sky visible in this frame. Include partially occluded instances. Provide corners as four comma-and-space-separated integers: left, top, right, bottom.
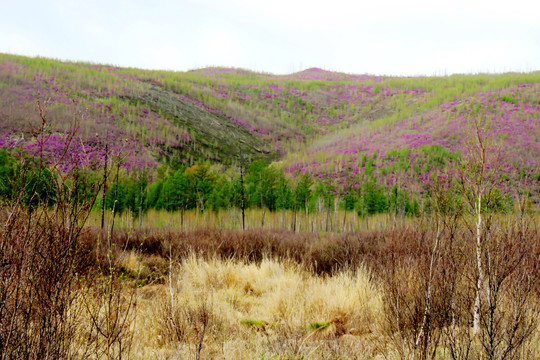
1, 0, 539, 76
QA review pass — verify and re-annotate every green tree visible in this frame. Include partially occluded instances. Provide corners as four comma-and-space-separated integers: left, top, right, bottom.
244, 160, 268, 208
148, 180, 164, 209
160, 168, 189, 212
0, 149, 16, 200
123, 172, 148, 218
259, 166, 279, 211
276, 173, 293, 210
207, 176, 232, 211
294, 174, 312, 213
359, 181, 387, 215
341, 187, 357, 211
185, 165, 216, 211
105, 181, 126, 214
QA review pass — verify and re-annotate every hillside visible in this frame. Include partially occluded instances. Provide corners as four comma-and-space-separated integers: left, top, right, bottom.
1, 53, 540, 193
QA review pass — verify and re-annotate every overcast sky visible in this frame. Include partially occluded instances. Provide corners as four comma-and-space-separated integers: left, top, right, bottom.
1, 0, 539, 76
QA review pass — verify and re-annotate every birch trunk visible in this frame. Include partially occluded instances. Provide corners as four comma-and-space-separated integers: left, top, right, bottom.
473, 193, 484, 336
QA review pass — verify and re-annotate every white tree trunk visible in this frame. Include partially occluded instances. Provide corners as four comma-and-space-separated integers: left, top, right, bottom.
473, 194, 483, 336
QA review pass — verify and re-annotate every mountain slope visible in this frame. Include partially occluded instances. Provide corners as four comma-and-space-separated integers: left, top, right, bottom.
1, 53, 540, 193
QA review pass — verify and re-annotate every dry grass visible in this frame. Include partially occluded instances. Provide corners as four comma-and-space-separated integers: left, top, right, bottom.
131, 256, 384, 359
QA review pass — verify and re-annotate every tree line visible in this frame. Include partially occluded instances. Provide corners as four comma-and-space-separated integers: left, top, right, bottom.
0, 150, 419, 216
2, 148, 520, 222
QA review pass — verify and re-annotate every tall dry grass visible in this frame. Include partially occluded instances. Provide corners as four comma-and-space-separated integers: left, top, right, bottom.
130, 256, 384, 359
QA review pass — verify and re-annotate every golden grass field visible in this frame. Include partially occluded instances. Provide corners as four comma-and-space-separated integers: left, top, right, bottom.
128, 256, 385, 359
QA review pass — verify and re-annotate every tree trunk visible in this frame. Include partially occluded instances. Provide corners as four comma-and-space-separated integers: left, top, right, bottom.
109, 163, 119, 238
138, 180, 144, 228
240, 168, 245, 230
473, 193, 484, 336
101, 141, 108, 230
292, 206, 297, 232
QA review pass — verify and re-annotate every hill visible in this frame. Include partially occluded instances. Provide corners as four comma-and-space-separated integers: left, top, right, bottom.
1, 53, 539, 194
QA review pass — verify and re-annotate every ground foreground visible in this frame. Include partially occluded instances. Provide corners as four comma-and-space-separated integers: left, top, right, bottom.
1, 207, 539, 359
119, 222, 540, 359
